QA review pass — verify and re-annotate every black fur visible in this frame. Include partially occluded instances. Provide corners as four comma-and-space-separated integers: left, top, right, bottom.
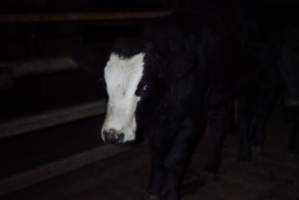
236, 5, 299, 160
73, 5, 299, 200
104, 12, 244, 200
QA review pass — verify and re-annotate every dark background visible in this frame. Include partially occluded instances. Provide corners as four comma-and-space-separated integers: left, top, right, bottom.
0, 1, 298, 199
0, 0, 165, 13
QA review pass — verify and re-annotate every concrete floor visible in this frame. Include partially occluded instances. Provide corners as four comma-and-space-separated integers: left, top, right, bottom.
2, 133, 299, 200
2, 106, 299, 200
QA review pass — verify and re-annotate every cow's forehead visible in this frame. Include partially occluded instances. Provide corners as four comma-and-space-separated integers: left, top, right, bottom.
104, 52, 145, 96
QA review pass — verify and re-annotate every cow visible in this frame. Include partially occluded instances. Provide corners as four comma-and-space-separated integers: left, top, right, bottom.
280, 42, 299, 158
100, 12, 243, 200
235, 5, 299, 160
70, 6, 299, 200
236, 42, 282, 161
237, 41, 299, 161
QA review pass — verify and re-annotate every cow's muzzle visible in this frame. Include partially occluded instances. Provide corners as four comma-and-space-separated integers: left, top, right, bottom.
102, 128, 125, 144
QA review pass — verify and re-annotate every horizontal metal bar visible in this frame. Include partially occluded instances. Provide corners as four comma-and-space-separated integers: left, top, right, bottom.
0, 11, 173, 23
0, 100, 106, 139
0, 57, 78, 78
12, 57, 78, 77
0, 145, 130, 196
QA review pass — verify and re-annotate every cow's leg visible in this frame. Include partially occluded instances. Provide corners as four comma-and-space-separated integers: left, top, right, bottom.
239, 86, 278, 160
288, 122, 298, 157
238, 93, 255, 161
203, 84, 233, 173
147, 135, 169, 197
161, 118, 199, 200
251, 105, 272, 157
287, 106, 299, 157
146, 122, 179, 199
204, 104, 231, 174
239, 101, 269, 161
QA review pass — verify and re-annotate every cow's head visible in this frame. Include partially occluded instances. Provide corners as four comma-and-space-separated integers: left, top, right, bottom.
100, 35, 194, 143
101, 38, 155, 144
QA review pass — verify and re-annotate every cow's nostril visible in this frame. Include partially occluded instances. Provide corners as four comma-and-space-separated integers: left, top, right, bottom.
117, 133, 125, 143
102, 130, 109, 140
102, 129, 124, 144
107, 128, 117, 135
103, 128, 116, 137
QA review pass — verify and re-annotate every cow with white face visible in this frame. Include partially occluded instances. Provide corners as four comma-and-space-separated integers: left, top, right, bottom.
100, 37, 158, 145
99, 19, 239, 200
101, 51, 145, 143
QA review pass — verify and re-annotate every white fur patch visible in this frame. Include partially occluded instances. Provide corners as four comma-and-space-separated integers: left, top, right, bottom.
101, 53, 145, 142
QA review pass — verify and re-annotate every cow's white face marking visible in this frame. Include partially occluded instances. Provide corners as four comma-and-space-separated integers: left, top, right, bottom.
101, 53, 145, 143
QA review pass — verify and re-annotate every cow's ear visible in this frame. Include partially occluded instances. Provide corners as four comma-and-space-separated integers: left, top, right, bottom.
144, 40, 154, 52
144, 40, 163, 80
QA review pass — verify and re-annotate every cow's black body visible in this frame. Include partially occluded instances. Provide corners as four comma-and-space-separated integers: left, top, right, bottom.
236, 5, 299, 160
74, 5, 299, 200
106, 12, 246, 200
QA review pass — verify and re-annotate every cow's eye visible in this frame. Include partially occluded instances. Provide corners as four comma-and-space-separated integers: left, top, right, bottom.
136, 83, 150, 96
142, 84, 148, 92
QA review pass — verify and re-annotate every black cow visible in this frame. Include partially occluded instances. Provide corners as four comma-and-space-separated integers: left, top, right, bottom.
236, 5, 299, 160
100, 12, 247, 200
280, 42, 299, 158
70, 5, 299, 200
